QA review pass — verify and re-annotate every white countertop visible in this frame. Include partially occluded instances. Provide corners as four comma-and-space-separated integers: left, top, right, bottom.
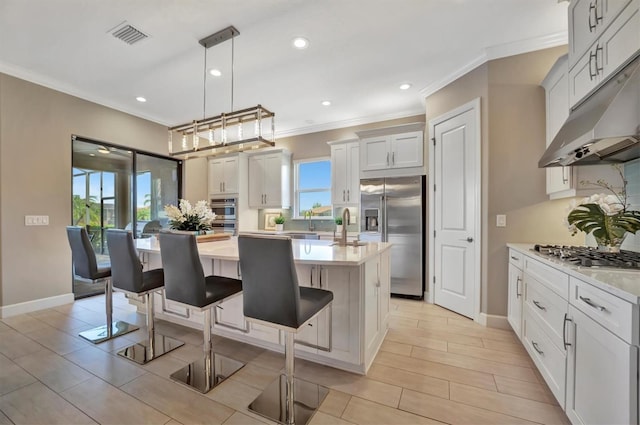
508, 243, 640, 304
136, 236, 391, 266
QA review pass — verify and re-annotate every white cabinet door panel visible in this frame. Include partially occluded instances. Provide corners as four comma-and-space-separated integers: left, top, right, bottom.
390, 132, 423, 168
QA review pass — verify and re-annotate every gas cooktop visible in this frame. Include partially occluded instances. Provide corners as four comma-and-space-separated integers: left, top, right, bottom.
533, 244, 640, 270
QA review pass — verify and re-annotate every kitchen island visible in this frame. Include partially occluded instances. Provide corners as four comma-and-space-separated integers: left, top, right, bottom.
134, 237, 392, 375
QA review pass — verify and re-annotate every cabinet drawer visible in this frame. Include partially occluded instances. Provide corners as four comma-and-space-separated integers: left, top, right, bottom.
508, 249, 524, 269
523, 257, 569, 300
523, 305, 567, 408
570, 277, 638, 344
525, 275, 568, 350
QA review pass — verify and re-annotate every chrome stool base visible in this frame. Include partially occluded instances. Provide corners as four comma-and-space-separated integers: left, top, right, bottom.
78, 321, 139, 344
117, 333, 184, 365
249, 375, 329, 425
170, 350, 245, 393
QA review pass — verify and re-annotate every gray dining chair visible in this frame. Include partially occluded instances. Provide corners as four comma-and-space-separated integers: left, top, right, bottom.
106, 229, 184, 364
66, 226, 138, 343
238, 234, 333, 425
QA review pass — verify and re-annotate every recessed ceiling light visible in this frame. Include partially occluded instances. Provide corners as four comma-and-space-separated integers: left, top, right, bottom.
399, 83, 412, 90
97, 148, 110, 154
321, 100, 331, 106
136, 96, 147, 102
209, 68, 222, 77
292, 37, 309, 49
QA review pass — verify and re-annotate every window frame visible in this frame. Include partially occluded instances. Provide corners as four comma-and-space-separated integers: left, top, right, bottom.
293, 156, 333, 219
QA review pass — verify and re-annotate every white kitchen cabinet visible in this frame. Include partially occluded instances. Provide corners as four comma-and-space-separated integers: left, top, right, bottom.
294, 263, 360, 364
569, 0, 632, 68
507, 245, 640, 424
568, 0, 639, 108
329, 140, 360, 205
360, 131, 423, 172
565, 304, 637, 425
208, 155, 239, 196
363, 252, 391, 368
248, 149, 291, 209
507, 250, 524, 338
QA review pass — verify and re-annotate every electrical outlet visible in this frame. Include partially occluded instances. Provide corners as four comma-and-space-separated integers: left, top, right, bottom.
496, 214, 507, 227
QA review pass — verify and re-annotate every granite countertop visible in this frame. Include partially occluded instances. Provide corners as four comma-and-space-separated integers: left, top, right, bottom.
136, 236, 391, 266
508, 243, 640, 304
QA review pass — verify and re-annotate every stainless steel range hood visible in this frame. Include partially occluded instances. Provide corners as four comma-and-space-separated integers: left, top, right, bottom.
539, 53, 640, 168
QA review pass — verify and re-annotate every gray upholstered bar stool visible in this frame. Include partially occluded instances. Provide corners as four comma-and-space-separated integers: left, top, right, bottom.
238, 234, 334, 425
159, 231, 245, 393
106, 229, 184, 364
66, 226, 139, 343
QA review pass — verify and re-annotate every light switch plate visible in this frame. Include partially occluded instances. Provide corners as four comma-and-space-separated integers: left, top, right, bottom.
25, 215, 49, 226
496, 214, 506, 227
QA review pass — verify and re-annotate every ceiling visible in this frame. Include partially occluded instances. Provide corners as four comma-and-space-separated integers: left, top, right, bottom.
0, 0, 569, 138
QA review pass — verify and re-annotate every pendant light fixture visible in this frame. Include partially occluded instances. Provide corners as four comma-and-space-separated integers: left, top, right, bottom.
168, 26, 275, 158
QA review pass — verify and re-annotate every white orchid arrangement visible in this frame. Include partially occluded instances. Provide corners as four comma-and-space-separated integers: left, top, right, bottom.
164, 199, 216, 232
566, 166, 640, 247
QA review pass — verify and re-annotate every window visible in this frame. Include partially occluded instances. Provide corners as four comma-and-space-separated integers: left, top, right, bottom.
294, 158, 332, 218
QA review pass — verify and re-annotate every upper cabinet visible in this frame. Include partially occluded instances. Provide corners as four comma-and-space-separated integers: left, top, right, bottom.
568, 0, 639, 107
208, 155, 239, 196
329, 140, 360, 206
356, 123, 426, 179
248, 149, 291, 209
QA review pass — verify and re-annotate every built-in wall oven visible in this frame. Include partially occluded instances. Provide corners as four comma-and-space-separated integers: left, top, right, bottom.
210, 197, 237, 235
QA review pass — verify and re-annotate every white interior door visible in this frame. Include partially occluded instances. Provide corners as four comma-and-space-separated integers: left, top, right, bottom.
429, 99, 480, 319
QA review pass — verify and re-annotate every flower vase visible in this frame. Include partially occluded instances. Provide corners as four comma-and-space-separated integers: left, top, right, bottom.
594, 233, 627, 253
275, 224, 284, 232
336, 224, 343, 234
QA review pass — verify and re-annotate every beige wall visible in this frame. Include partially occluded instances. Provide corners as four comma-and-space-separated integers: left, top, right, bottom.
0, 73, 170, 307
426, 46, 581, 316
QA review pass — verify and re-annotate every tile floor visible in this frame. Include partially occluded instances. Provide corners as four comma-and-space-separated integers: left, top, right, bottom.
0, 295, 570, 424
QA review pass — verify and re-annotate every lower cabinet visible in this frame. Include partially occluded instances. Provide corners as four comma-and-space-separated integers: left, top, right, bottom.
508, 247, 639, 425
566, 305, 638, 425
507, 249, 524, 338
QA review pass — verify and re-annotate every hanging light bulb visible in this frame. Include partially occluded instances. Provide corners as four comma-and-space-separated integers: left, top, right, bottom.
254, 120, 260, 137
181, 133, 188, 150
237, 121, 243, 140
168, 131, 173, 153
208, 128, 214, 146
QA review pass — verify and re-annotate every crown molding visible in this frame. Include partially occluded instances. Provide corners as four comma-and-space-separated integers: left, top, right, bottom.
419, 31, 568, 99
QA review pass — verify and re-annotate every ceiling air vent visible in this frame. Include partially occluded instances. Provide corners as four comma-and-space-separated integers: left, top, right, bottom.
110, 22, 148, 45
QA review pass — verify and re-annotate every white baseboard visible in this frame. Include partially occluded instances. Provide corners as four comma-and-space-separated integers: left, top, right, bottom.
478, 313, 511, 330
0, 293, 74, 318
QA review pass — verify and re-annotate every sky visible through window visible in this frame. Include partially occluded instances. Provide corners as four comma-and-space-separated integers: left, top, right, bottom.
73, 168, 151, 206
298, 160, 331, 215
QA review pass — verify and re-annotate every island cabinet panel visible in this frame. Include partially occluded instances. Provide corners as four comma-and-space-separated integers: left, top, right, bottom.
133, 238, 392, 375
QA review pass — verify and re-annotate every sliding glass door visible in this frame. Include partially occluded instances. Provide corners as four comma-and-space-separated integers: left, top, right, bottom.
71, 136, 181, 298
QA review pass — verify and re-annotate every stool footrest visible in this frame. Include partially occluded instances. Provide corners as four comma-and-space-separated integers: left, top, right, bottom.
170, 351, 245, 393
249, 375, 329, 425
117, 333, 184, 365
78, 321, 139, 344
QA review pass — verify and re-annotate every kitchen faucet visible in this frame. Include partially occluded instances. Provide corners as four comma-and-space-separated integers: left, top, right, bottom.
306, 211, 314, 231
340, 208, 350, 246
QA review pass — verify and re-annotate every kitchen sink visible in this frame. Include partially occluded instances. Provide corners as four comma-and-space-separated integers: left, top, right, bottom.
330, 240, 368, 247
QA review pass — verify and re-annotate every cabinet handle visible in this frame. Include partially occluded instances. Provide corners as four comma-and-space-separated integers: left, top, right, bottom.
579, 296, 607, 312
237, 262, 241, 279
563, 313, 572, 350
510, 255, 519, 261
392, 152, 395, 165
562, 167, 569, 184
588, 1, 597, 32
532, 300, 546, 311
386, 153, 389, 166
532, 341, 544, 355
595, 43, 603, 75
310, 267, 314, 287
589, 50, 597, 80
594, 0, 603, 25
516, 276, 522, 298
319, 267, 323, 289
216, 305, 223, 310
343, 190, 345, 202
347, 189, 350, 201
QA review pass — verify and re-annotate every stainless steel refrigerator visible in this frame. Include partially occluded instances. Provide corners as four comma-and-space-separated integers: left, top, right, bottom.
359, 176, 424, 298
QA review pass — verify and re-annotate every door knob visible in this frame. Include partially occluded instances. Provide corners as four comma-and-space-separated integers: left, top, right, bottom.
459, 237, 474, 243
